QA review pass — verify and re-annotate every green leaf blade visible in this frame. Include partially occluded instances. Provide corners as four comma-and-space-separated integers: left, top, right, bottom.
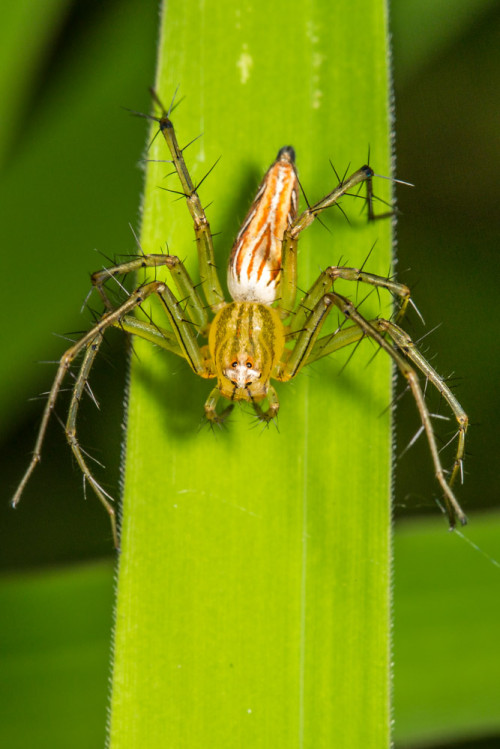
110, 1, 394, 746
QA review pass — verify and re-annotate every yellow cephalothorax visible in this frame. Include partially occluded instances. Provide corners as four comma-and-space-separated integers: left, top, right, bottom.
209, 302, 285, 402
11, 92, 469, 547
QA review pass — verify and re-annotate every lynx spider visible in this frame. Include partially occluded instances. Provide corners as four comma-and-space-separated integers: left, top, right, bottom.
12, 93, 468, 547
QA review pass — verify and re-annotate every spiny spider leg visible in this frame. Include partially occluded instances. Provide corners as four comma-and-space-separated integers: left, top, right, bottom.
91, 253, 209, 331
365, 174, 394, 221
291, 265, 411, 336
117, 314, 181, 356
64, 332, 120, 546
280, 165, 383, 313
305, 318, 467, 486
277, 292, 467, 528
12, 233, 222, 542
249, 385, 280, 424
376, 319, 468, 490
204, 387, 234, 425
149, 93, 225, 312
12, 280, 170, 546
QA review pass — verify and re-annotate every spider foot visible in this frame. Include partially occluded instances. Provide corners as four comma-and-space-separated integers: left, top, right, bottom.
251, 398, 279, 426
204, 402, 234, 428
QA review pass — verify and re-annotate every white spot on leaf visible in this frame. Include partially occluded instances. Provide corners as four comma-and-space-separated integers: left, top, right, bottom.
237, 45, 253, 84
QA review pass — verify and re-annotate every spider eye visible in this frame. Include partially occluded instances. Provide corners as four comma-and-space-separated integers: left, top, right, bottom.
246, 361, 253, 368
231, 361, 238, 368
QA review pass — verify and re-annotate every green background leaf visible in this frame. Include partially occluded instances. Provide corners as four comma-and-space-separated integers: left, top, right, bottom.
110, 1, 393, 746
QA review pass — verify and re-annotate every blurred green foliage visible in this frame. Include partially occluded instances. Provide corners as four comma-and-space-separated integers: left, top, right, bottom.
0, 1, 498, 747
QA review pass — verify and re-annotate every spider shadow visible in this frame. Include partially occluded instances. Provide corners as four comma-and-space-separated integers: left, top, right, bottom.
303, 349, 393, 415
130, 344, 228, 441
210, 159, 262, 276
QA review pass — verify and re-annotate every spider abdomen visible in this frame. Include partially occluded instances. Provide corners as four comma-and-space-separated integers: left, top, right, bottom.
227, 146, 298, 305
209, 301, 284, 401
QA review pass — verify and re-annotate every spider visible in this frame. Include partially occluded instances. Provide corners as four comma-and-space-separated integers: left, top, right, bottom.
12, 94, 468, 548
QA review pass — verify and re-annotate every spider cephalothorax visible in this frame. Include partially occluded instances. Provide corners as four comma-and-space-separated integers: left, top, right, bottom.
209, 302, 285, 401
12, 94, 468, 547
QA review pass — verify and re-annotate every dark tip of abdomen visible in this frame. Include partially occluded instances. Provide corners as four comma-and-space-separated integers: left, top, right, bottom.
277, 145, 295, 163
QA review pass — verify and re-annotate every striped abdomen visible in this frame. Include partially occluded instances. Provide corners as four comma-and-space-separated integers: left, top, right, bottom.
228, 146, 298, 306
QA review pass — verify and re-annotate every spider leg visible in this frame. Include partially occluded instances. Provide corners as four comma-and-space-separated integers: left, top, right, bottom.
279, 165, 381, 314
277, 292, 467, 528
376, 319, 468, 491
153, 282, 212, 376
96, 258, 213, 376
64, 332, 120, 547
11, 279, 205, 544
92, 253, 209, 332
204, 387, 234, 425
152, 100, 225, 312
305, 323, 371, 365
249, 385, 280, 424
204, 384, 279, 426
291, 265, 411, 336
305, 318, 468, 484
116, 314, 182, 356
